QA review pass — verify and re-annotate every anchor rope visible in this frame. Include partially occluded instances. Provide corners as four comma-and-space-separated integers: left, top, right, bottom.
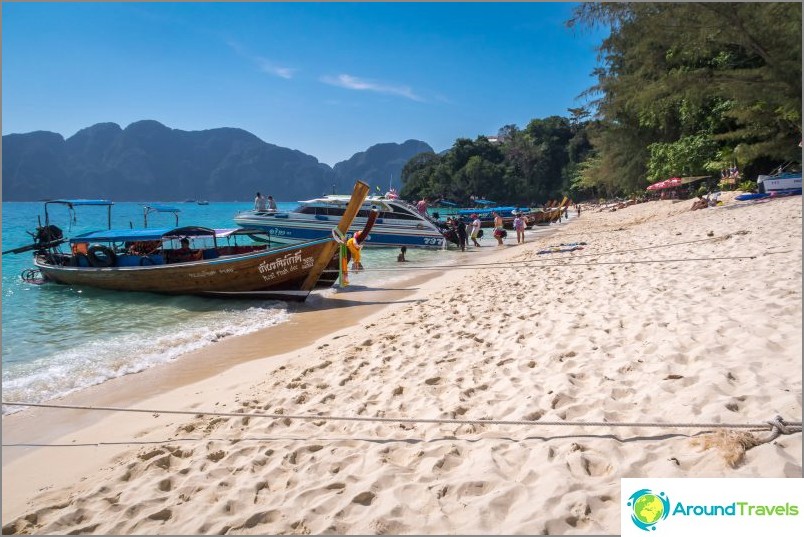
349, 254, 762, 273
3, 402, 800, 447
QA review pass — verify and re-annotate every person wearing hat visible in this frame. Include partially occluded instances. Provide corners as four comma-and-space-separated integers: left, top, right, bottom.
470, 214, 482, 247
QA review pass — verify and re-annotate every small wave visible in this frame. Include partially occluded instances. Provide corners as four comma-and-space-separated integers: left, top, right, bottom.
2, 303, 290, 414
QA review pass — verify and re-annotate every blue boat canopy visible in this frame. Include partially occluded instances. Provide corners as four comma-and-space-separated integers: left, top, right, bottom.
458, 206, 518, 216
144, 204, 181, 213
44, 199, 115, 229
45, 199, 114, 207
69, 226, 267, 244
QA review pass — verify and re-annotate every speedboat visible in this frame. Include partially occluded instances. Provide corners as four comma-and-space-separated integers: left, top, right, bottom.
234, 195, 454, 249
757, 171, 802, 195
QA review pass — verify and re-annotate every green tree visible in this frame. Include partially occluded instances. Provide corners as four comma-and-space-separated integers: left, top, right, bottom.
568, 2, 801, 194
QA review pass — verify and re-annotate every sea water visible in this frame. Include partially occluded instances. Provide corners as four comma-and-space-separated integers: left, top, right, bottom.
0, 200, 459, 413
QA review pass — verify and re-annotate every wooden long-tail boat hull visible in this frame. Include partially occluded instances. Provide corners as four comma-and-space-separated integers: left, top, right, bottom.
34, 239, 336, 301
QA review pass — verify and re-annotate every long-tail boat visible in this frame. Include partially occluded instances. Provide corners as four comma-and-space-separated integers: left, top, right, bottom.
4, 181, 370, 301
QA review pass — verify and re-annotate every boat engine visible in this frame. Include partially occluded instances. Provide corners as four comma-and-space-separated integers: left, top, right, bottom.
33, 225, 63, 247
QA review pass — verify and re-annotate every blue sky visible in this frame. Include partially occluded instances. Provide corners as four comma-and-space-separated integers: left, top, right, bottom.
2, 2, 607, 166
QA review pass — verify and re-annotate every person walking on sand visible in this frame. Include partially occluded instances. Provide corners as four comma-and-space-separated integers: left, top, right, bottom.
513, 212, 526, 244
254, 192, 267, 211
492, 212, 505, 246
470, 214, 482, 247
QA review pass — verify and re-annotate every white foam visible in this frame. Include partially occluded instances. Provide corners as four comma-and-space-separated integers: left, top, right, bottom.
2, 303, 289, 414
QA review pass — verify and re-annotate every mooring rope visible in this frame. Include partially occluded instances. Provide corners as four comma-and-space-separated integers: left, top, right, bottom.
3, 402, 800, 445
354, 254, 762, 272
358, 232, 790, 274
415, 235, 729, 271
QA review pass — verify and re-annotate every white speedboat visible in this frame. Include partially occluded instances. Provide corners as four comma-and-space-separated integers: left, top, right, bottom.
234, 195, 453, 249
757, 171, 802, 195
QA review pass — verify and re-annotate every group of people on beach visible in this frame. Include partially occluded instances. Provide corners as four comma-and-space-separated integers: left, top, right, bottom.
443, 211, 528, 251
443, 215, 479, 251
254, 192, 277, 212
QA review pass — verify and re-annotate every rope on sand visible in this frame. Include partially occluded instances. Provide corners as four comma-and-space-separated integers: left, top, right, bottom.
2, 402, 800, 447
362, 233, 790, 273
355, 254, 764, 272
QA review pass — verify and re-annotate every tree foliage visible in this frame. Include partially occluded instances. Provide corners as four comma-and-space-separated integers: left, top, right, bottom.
400, 117, 593, 205
399, 3, 800, 202
568, 2, 802, 192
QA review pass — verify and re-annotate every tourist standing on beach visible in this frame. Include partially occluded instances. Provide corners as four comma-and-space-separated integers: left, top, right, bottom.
493, 212, 505, 246
267, 195, 277, 211
254, 192, 267, 211
577, 204, 581, 217
513, 212, 526, 244
470, 214, 482, 247
456, 218, 467, 251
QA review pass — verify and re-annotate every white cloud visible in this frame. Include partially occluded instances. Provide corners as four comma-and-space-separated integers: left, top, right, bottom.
226, 40, 296, 79
321, 74, 424, 102
256, 58, 296, 79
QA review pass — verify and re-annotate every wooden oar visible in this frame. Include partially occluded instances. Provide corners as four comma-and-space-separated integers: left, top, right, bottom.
300, 180, 370, 290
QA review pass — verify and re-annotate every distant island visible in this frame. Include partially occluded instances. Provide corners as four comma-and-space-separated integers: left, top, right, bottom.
1, 120, 433, 201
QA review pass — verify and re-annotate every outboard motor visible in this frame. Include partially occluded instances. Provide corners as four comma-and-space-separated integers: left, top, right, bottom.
3, 224, 66, 257
34, 225, 63, 247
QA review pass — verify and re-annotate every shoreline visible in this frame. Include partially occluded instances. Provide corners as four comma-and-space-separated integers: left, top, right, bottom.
3, 198, 800, 534
2, 224, 563, 460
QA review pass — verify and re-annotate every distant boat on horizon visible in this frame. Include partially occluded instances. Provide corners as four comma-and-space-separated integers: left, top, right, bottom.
197, 200, 209, 205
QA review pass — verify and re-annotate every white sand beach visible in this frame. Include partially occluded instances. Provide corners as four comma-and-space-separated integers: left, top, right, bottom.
2, 193, 801, 534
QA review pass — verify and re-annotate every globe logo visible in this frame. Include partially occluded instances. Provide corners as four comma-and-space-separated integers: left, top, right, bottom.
627, 489, 670, 531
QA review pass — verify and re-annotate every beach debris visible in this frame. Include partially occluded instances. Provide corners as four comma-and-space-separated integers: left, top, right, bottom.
690, 429, 760, 468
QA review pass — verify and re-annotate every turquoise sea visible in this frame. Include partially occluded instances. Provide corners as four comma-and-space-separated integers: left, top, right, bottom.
1, 200, 453, 414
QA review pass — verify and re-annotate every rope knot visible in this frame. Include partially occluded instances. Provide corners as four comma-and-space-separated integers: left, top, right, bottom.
331, 228, 346, 244
767, 415, 796, 436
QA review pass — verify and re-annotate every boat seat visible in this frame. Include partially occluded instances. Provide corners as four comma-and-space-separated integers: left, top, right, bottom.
314, 215, 329, 221
115, 254, 142, 267
116, 254, 165, 267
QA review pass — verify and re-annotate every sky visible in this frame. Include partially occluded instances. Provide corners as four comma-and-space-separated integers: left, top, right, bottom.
1, 2, 608, 166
